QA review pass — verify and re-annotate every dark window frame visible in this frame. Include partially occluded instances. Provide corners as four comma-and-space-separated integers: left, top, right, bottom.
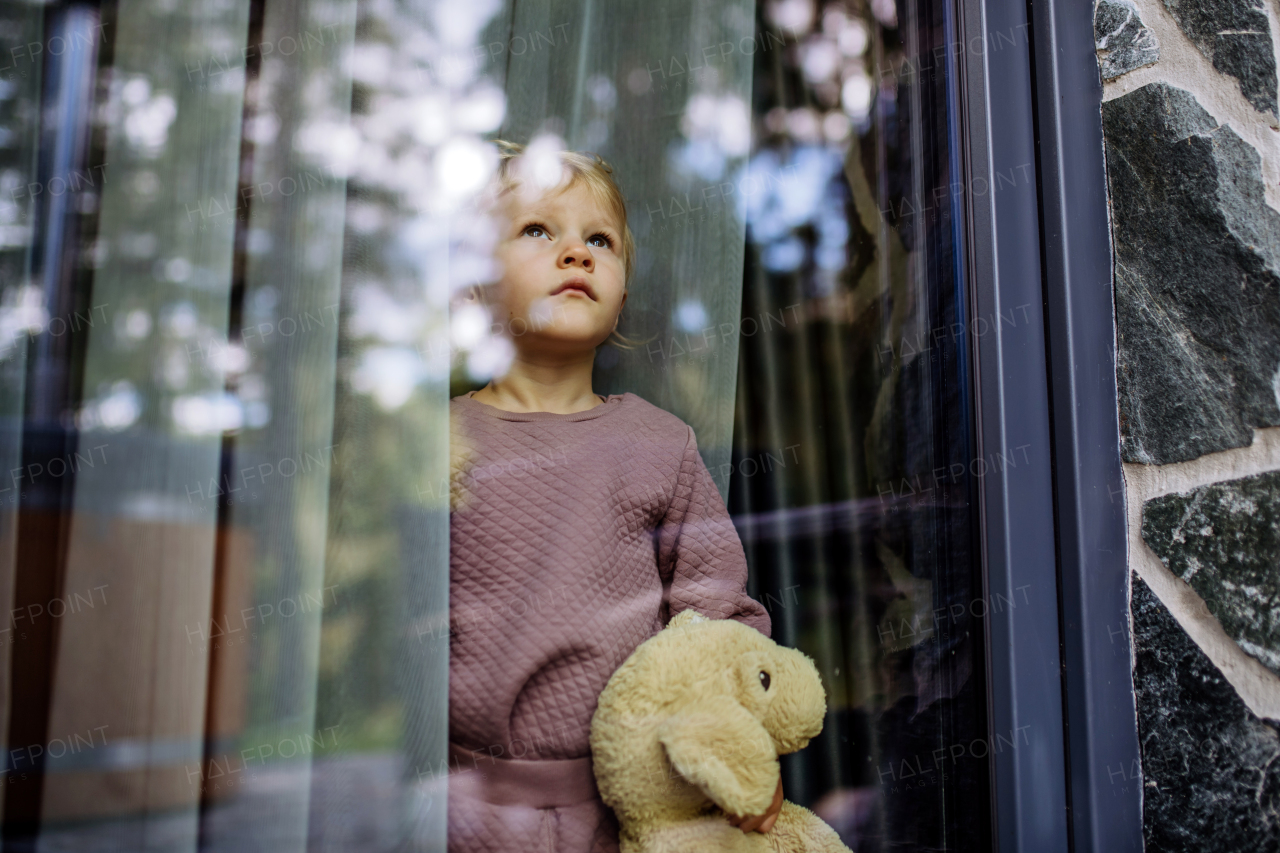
959, 0, 1142, 850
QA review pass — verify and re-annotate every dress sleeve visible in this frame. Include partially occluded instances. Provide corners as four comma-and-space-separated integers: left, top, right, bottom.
656, 426, 771, 637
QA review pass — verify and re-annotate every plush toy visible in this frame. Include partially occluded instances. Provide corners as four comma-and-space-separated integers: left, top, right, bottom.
590, 610, 852, 853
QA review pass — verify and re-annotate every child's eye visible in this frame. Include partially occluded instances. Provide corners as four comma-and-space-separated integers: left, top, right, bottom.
522, 223, 549, 239
588, 233, 614, 249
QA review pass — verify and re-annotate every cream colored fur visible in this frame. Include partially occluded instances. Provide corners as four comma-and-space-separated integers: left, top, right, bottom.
590, 610, 852, 853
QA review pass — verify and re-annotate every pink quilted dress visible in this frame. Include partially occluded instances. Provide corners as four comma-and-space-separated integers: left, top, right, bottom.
447, 391, 771, 853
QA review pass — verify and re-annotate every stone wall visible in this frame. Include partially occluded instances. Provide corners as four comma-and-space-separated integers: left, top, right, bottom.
1094, 0, 1280, 847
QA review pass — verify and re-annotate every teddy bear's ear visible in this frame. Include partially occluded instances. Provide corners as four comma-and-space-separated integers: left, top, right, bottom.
667, 609, 708, 630
657, 695, 778, 817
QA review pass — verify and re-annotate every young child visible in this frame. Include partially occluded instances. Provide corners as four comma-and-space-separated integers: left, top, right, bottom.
446, 141, 781, 852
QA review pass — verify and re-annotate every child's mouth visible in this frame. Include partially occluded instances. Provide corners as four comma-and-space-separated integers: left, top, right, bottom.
551, 278, 597, 300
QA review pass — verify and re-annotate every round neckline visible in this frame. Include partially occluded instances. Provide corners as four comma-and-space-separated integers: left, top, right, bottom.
453, 391, 628, 423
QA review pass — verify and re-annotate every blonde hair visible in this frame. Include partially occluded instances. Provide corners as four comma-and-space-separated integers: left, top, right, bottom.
490, 140, 637, 289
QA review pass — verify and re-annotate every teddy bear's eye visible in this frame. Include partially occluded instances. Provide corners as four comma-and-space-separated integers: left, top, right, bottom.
759, 671, 771, 691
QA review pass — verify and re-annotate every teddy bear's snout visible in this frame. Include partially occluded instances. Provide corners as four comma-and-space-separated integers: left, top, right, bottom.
757, 648, 827, 755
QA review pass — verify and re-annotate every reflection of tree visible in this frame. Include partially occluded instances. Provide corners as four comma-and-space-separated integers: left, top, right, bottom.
312, 0, 491, 760
0, 8, 42, 830
729, 1, 989, 849
0, 3, 43, 390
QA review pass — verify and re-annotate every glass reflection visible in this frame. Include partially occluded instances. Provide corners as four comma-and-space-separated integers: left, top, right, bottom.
0, 0, 988, 850
730, 1, 989, 850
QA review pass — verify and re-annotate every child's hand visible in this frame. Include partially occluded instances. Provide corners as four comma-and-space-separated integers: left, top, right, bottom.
727, 779, 783, 833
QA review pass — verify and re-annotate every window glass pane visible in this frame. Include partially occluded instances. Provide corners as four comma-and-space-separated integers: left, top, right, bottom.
458, 0, 988, 850
729, 2, 991, 848
3, 0, 990, 850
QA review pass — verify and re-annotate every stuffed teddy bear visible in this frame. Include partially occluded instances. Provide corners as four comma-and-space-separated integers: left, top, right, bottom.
590, 610, 852, 853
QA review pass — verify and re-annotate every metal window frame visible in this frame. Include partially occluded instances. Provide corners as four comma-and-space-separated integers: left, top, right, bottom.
958, 0, 1142, 850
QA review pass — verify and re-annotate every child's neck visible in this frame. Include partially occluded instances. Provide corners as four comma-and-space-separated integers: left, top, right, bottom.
473, 352, 603, 414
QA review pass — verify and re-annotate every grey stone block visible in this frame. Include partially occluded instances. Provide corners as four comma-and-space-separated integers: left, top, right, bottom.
1163, 0, 1278, 120
1132, 577, 1280, 851
1103, 83, 1280, 464
1095, 0, 1161, 80
1142, 470, 1280, 674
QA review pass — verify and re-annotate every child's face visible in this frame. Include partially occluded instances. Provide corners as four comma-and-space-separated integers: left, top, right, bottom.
488, 181, 627, 357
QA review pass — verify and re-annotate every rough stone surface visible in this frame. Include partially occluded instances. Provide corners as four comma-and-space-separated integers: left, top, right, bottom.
1142, 470, 1280, 674
1095, 0, 1161, 80
1103, 83, 1280, 464
1132, 577, 1280, 851
1162, 0, 1278, 119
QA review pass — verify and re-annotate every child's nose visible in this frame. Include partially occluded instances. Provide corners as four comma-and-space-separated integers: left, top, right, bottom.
559, 242, 594, 271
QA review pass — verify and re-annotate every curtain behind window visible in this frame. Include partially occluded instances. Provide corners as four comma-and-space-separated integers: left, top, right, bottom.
0, 0, 444, 849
